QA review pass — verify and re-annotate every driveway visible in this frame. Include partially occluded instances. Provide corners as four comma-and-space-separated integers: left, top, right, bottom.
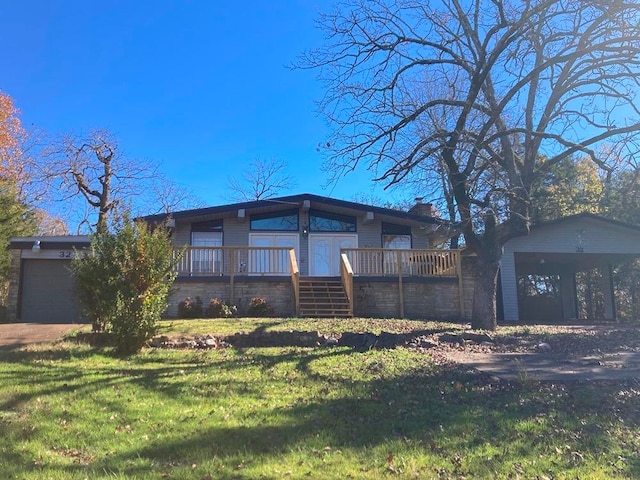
445, 350, 640, 381
0, 323, 86, 350
432, 324, 640, 382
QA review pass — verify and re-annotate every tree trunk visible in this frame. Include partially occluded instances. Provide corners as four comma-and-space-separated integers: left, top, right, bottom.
470, 246, 502, 331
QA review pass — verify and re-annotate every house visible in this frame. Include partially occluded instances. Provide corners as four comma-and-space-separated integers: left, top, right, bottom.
142, 193, 470, 319
10, 195, 638, 325
7, 193, 471, 323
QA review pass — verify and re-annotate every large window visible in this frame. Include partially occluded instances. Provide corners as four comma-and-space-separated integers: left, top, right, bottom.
382, 222, 412, 249
309, 209, 356, 232
250, 209, 299, 231
191, 220, 223, 274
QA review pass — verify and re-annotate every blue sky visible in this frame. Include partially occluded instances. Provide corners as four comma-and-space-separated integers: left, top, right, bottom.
1, 0, 392, 211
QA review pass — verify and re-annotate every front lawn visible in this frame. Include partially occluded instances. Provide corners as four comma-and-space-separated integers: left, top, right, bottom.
0, 318, 638, 479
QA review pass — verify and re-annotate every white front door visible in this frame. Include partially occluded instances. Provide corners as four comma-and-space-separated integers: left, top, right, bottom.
309, 234, 358, 276
249, 233, 299, 275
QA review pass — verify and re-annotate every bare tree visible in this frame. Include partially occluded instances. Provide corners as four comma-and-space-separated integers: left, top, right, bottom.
143, 176, 206, 215
38, 130, 159, 234
33, 210, 69, 236
226, 158, 296, 201
303, 0, 640, 329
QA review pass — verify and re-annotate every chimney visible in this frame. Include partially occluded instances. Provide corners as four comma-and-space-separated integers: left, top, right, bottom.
408, 197, 435, 217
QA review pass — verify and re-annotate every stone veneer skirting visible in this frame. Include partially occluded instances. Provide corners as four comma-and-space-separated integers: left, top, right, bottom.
168, 277, 296, 318
167, 256, 477, 321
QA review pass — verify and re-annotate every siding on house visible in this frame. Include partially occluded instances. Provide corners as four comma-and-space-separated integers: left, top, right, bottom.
356, 220, 380, 248
173, 217, 250, 247
223, 218, 250, 247
173, 224, 191, 246
500, 254, 519, 322
6, 250, 21, 322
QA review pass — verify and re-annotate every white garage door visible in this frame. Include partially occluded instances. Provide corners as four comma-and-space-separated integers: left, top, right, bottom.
20, 259, 84, 323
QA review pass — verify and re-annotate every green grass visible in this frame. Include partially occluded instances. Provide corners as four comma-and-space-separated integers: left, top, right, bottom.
0, 319, 639, 479
158, 317, 458, 336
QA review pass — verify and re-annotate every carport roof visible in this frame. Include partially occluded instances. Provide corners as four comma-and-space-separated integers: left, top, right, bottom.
531, 212, 640, 232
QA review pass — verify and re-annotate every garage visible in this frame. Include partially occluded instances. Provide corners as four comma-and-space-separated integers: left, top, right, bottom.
8, 236, 90, 324
20, 259, 83, 323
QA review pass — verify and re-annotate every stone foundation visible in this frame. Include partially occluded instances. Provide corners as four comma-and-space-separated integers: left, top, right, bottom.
168, 277, 295, 318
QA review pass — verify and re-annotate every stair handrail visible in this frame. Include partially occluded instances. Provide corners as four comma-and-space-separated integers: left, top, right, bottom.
340, 253, 354, 317
289, 248, 300, 316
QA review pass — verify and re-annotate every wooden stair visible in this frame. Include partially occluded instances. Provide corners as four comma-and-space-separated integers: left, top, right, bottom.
298, 277, 352, 318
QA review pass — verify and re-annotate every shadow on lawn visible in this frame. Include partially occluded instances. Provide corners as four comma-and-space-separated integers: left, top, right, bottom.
0, 347, 249, 414
2, 340, 640, 478
109, 365, 640, 478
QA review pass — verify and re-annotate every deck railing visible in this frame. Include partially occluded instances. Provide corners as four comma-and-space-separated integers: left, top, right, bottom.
341, 248, 460, 277
175, 246, 296, 277
340, 253, 354, 316
290, 249, 300, 316
175, 247, 461, 279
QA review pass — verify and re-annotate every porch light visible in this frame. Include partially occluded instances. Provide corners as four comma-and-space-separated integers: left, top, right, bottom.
32, 241, 41, 253
302, 226, 309, 238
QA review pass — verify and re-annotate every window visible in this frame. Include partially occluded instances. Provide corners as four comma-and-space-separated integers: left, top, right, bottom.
382, 223, 412, 249
191, 220, 223, 274
192, 232, 222, 247
309, 209, 356, 232
250, 209, 299, 231
191, 220, 222, 232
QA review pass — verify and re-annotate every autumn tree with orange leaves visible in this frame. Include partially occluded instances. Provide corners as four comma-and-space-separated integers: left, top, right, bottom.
0, 92, 28, 185
0, 93, 39, 303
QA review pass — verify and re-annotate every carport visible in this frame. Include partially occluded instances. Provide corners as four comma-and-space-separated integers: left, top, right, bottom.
500, 214, 640, 323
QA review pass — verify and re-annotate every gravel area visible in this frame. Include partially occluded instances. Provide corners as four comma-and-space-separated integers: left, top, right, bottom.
423, 323, 640, 355
417, 323, 640, 380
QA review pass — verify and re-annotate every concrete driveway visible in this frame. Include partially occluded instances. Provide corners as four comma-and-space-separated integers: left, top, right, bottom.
0, 323, 87, 350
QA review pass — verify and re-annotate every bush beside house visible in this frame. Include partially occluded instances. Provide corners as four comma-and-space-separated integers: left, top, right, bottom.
72, 216, 178, 354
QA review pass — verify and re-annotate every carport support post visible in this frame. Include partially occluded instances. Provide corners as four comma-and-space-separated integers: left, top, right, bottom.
600, 262, 616, 320
559, 267, 578, 321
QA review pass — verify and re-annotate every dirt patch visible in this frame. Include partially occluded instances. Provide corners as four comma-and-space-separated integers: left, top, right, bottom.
0, 323, 87, 350
428, 324, 640, 381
